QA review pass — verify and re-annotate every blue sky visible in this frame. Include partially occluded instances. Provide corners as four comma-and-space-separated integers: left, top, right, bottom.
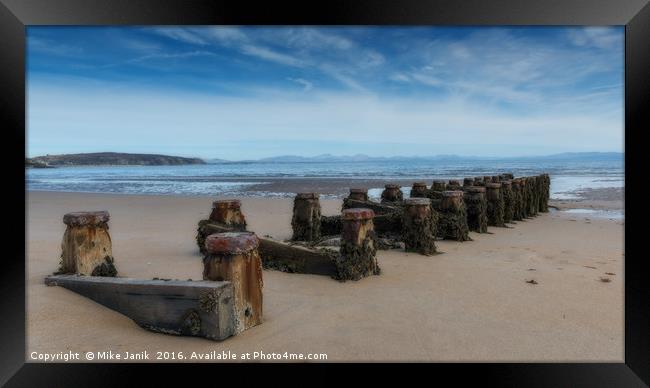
27, 26, 624, 159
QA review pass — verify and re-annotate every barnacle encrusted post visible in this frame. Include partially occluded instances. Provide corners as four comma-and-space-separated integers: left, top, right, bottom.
429, 180, 447, 209
402, 198, 437, 255
291, 193, 321, 242
520, 178, 530, 218
410, 182, 429, 198
437, 191, 470, 241
209, 199, 247, 230
381, 184, 403, 204
447, 180, 463, 190
348, 188, 369, 201
197, 199, 248, 255
501, 180, 514, 224
203, 232, 263, 334
59, 211, 117, 276
463, 178, 474, 187
526, 176, 539, 217
334, 208, 380, 281
486, 183, 505, 227
539, 173, 550, 212
463, 186, 488, 233
511, 179, 524, 221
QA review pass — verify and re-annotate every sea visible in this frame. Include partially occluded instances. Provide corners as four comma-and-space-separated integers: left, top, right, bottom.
26, 157, 624, 201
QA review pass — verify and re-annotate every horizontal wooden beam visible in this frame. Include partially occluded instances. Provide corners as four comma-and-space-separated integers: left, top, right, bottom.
45, 274, 236, 341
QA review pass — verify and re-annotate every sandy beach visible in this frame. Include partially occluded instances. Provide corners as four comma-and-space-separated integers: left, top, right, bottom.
26, 191, 624, 362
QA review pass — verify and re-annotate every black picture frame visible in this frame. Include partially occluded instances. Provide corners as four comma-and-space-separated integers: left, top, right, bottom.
1, 0, 648, 385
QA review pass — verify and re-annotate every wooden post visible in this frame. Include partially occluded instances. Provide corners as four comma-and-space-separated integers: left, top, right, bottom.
203, 232, 263, 334
473, 177, 485, 186
381, 184, 403, 204
527, 176, 539, 217
59, 211, 116, 277
348, 188, 369, 201
463, 178, 474, 187
402, 198, 437, 255
209, 199, 247, 230
539, 174, 550, 212
447, 180, 462, 190
334, 208, 380, 281
410, 182, 429, 198
501, 180, 514, 224
291, 193, 321, 242
511, 179, 524, 221
483, 176, 493, 184
519, 178, 530, 218
491, 175, 501, 183
437, 191, 470, 241
429, 180, 447, 209
486, 183, 505, 227
464, 187, 488, 233
431, 180, 447, 192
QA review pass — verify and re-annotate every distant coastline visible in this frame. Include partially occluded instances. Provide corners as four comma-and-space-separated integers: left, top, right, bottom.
25, 152, 206, 167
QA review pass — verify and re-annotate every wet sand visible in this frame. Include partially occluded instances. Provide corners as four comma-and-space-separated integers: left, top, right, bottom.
26, 191, 624, 362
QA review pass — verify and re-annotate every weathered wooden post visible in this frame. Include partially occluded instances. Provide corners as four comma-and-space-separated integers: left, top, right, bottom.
473, 177, 485, 186
463, 187, 488, 233
511, 179, 524, 221
437, 191, 470, 241
491, 175, 501, 183
209, 199, 247, 230
58, 211, 117, 277
203, 232, 263, 334
402, 198, 438, 255
539, 174, 550, 212
463, 177, 474, 187
291, 193, 321, 242
348, 188, 369, 201
486, 183, 505, 227
527, 176, 539, 217
519, 178, 530, 218
334, 208, 380, 281
410, 182, 429, 198
381, 184, 403, 204
483, 176, 493, 184
501, 180, 514, 224
429, 180, 447, 208
447, 180, 463, 190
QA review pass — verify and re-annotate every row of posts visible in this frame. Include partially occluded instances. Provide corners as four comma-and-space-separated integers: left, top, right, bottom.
290, 173, 551, 257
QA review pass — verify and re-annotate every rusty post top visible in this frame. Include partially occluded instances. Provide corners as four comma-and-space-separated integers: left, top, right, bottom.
212, 199, 241, 209
342, 208, 375, 221
465, 186, 486, 193
384, 184, 400, 189
295, 192, 319, 200
412, 182, 428, 188
442, 190, 464, 197
63, 211, 110, 227
349, 188, 368, 194
404, 197, 431, 206
486, 183, 502, 189
204, 232, 259, 255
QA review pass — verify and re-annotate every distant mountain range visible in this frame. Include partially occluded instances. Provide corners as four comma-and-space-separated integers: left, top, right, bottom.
205, 152, 623, 164
26, 152, 206, 167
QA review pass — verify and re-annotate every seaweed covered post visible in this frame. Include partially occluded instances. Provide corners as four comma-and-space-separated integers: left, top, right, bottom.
209, 199, 247, 230
486, 183, 505, 227
348, 188, 369, 202
463, 187, 488, 233
291, 193, 321, 242
483, 176, 493, 184
437, 191, 470, 241
519, 178, 530, 219
447, 180, 463, 190
402, 198, 438, 255
463, 178, 474, 187
410, 182, 429, 198
526, 176, 538, 217
501, 180, 514, 224
429, 180, 447, 209
473, 177, 485, 187
539, 174, 550, 212
491, 175, 501, 183
58, 211, 117, 276
511, 179, 524, 221
381, 184, 403, 204
203, 232, 263, 334
334, 208, 380, 281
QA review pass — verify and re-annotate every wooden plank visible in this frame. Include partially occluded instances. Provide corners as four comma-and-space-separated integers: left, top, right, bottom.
258, 237, 338, 277
45, 274, 236, 341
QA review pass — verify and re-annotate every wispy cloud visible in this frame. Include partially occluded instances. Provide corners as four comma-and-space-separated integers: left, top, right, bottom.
240, 44, 304, 67
287, 77, 314, 91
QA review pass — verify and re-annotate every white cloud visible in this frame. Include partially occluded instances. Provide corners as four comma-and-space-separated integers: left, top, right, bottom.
288, 78, 314, 91
568, 27, 622, 49
240, 44, 304, 67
